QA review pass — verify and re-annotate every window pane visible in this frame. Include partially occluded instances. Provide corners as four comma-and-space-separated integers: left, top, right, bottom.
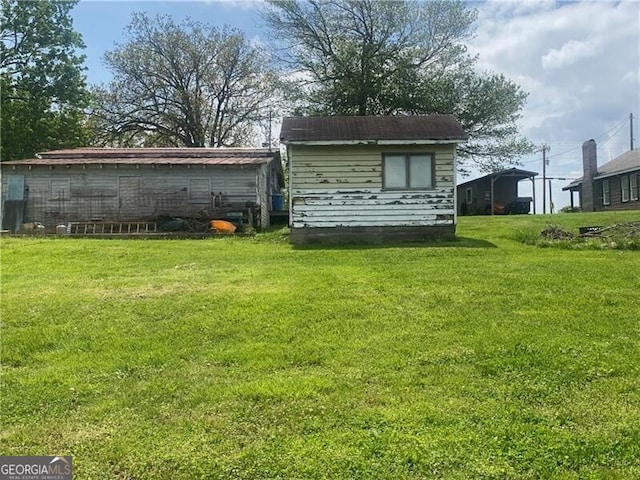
631, 175, 638, 200
384, 155, 407, 188
622, 175, 630, 202
603, 179, 610, 205
409, 155, 432, 188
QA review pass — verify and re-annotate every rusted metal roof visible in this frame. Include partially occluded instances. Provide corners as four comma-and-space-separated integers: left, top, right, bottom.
280, 115, 468, 144
2, 148, 279, 165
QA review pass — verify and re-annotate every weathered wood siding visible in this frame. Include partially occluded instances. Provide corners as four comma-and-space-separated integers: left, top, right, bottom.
289, 144, 456, 228
594, 173, 640, 211
457, 177, 520, 215
1, 163, 264, 224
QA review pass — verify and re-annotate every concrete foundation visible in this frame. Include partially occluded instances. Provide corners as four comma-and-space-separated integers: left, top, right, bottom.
290, 225, 456, 244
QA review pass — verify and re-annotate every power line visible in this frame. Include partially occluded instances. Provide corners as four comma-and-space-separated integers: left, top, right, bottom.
547, 116, 629, 160
599, 119, 629, 149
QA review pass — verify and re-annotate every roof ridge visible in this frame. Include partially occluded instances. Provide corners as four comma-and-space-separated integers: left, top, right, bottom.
37, 147, 274, 160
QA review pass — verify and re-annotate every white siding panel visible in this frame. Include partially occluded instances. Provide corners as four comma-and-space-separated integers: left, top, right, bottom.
289, 144, 457, 228
292, 219, 454, 228
290, 144, 454, 190
295, 204, 452, 212
291, 188, 454, 228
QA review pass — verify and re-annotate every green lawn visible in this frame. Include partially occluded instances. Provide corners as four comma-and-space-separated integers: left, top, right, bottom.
1, 212, 639, 479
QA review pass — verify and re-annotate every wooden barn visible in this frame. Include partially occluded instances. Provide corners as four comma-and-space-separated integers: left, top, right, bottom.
1, 148, 284, 233
280, 115, 468, 243
456, 168, 537, 215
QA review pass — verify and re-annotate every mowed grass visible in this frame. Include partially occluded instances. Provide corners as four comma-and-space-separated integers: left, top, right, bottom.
1, 211, 639, 479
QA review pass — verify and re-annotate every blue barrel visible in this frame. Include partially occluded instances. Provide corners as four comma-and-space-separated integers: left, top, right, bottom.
272, 193, 284, 211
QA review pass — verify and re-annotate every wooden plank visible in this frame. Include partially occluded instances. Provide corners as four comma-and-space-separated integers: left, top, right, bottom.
291, 188, 453, 198
294, 199, 453, 207
291, 219, 454, 228
293, 169, 381, 177
293, 210, 454, 219
293, 210, 452, 220
296, 161, 381, 168
293, 180, 379, 189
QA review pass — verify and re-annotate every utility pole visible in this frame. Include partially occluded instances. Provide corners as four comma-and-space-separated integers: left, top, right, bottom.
541, 144, 549, 214
631, 113, 635, 151
268, 110, 273, 152
548, 179, 554, 214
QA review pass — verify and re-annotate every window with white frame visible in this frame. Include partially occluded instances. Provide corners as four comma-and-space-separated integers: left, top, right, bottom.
621, 175, 630, 203
382, 153, 434, 189
602, 179, 610, 205
631, 174, 639, 201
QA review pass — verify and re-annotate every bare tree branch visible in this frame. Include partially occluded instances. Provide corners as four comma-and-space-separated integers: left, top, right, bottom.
89, 14, 280, 148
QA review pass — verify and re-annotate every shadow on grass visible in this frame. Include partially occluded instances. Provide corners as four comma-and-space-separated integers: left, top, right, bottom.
291, 236, 497, 250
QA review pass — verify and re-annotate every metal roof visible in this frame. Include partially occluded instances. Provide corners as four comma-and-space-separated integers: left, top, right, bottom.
457, 168, 538, 188
1, 148, 279, 166
280, 115, 468, 144
562, 149, 640, 190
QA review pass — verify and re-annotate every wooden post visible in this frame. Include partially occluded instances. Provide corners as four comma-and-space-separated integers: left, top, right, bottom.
248, 207, 254, 230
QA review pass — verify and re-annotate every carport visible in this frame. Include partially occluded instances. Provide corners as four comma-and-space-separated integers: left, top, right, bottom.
457, 168, 538, 215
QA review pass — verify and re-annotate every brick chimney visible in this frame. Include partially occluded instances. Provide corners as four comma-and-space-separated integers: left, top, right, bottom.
581, 139, 597, 211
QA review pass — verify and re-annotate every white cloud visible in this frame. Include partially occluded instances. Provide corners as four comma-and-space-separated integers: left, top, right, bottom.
465, 0, 640, 210
541, 39, 599, 70
72, 0, 639, 211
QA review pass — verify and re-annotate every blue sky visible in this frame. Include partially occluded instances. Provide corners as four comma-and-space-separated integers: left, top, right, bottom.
71, 0, 640, 211
72, 0, 264, 85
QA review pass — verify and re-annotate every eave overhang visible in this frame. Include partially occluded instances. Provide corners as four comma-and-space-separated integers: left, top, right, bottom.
284, 139, 467, 146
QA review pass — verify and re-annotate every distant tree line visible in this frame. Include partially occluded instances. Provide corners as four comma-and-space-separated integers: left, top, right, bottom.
1, 0, 534, 171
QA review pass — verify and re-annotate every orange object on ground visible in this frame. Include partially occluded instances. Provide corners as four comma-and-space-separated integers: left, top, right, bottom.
210, 220, 237, 234
493, 202, 506, 215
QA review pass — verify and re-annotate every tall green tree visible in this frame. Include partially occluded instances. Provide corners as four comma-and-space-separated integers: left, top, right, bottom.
262, 0, 534, 172
1, 0, 89, 160
90, 14, 280, 148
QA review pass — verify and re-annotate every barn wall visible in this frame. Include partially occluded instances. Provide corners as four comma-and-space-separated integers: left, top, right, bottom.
289, 144, 456, 232
1, 163, 261, 225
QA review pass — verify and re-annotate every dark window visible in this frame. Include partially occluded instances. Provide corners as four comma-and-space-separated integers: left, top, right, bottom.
602, 179, 610, 205
631, 174, 639, 201
621, 175, 630, 203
